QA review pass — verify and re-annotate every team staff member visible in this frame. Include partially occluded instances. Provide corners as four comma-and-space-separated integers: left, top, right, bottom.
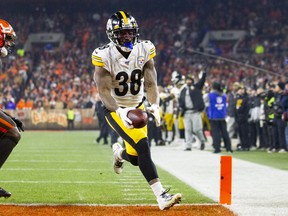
91, 11, 181, 210
0, 19, 24, 198
235, 85, 250, 151
206, 82, 232, 153
178, 71, 207, 151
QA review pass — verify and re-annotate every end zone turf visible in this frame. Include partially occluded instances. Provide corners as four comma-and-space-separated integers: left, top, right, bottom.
0, 204, 236, 216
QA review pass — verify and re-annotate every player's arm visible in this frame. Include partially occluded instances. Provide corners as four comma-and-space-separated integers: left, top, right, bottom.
143, 58, 159, 105
93, 66, 119, 111
143, 58, 161, 126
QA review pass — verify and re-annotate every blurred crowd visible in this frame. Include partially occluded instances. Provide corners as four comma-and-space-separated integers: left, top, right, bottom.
0, 0, 288, 136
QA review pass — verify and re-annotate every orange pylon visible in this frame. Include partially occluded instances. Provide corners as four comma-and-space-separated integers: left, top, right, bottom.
220, 155, 232, 205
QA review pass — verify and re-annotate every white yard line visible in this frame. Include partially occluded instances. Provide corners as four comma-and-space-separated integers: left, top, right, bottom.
0, 180, 143, 184
2, 168, 109, 171
0, 203, 221, 207
7, 160, 104, 163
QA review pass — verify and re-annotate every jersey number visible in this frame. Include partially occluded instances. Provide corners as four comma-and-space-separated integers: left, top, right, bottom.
115, 70, 142, 96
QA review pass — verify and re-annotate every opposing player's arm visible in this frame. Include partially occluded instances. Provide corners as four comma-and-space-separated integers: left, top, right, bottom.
143, 58, 159, 105
93, 66, 119, 111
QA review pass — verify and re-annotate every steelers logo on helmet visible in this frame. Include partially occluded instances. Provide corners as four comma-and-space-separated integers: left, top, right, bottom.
106, 11, 139, 52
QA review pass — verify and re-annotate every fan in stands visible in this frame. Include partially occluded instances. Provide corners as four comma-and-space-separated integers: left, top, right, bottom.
127, 109, 148, 128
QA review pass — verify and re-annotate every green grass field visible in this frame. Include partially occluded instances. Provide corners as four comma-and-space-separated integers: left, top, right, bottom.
0, 131, 212, 205
222, 148, 288, 171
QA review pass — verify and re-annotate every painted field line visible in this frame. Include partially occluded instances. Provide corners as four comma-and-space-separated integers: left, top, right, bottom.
0, 203, 219, 207
121, 185, 173, 189
123, 193, 147, 196
118, 178, 143, 181
123, 198, 156, 201
16, 147, 97, 150
122, 189, 148, 191
0, 180, 144, 184
15, 150, 103, 154
8, 160, 103, 163
2, 168, 110, 171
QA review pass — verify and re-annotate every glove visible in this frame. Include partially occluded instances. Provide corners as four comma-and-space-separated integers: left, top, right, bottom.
11, 116, 25, 132
116, 107, 135, 129
0, 47, 8, 57
147, 104, 161, 126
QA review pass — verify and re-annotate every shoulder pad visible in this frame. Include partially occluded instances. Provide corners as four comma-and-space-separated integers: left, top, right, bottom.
91, 44, 111, 67
139, 40, 156, 59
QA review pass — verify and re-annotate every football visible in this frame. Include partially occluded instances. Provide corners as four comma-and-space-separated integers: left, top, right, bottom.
127, 108, 148, 128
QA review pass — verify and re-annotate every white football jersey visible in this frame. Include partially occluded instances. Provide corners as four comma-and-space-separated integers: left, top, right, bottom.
171, 86, 181, 100
160, 92, 174, 114
92, 40, 156, 107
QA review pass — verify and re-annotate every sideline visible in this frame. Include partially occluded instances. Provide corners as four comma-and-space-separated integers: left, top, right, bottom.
151, 140, 288, 216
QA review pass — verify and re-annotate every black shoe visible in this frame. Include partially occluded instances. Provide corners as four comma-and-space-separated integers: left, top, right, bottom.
0, 187, 11, 198
184, 148, 191, 151
213, 150, 221, 153
96, 137, 101, 143
200, 143, 205, 150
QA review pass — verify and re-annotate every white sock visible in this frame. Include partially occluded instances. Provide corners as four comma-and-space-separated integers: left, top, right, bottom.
117, 149, 124, 161
150, 181, 165, 197
118, 149, 123, 160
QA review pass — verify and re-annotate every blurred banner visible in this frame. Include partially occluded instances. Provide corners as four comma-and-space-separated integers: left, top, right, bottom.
24, 33, 65, 51
4, 109, 99, 130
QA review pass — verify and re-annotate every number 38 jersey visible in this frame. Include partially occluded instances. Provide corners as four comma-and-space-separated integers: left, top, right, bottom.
92, 40, 156, 108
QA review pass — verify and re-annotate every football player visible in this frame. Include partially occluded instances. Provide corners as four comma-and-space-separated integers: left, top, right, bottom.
92, 11, 181, 210
159, 86, 174, 144
170, 71, 186, 144
0, 19, 24, 198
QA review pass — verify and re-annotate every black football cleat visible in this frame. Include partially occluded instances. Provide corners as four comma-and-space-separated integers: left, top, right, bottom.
0, 187, 11, 198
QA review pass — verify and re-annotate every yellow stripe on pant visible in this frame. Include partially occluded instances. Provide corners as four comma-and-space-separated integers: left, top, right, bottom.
105, 104, 147, 156
164, 113, 174, 131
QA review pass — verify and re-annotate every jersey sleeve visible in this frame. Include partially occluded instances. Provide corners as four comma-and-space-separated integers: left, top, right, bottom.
91, 48, 105, 67
147, 40, 156, 60
140, 40, 156, 60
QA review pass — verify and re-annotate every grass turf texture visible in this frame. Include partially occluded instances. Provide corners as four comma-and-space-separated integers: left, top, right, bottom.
0, 131, 212, 205
221, 149, 288, 171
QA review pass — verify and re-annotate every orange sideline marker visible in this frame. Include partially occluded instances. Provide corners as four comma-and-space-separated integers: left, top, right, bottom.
220, 155, 232, 205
